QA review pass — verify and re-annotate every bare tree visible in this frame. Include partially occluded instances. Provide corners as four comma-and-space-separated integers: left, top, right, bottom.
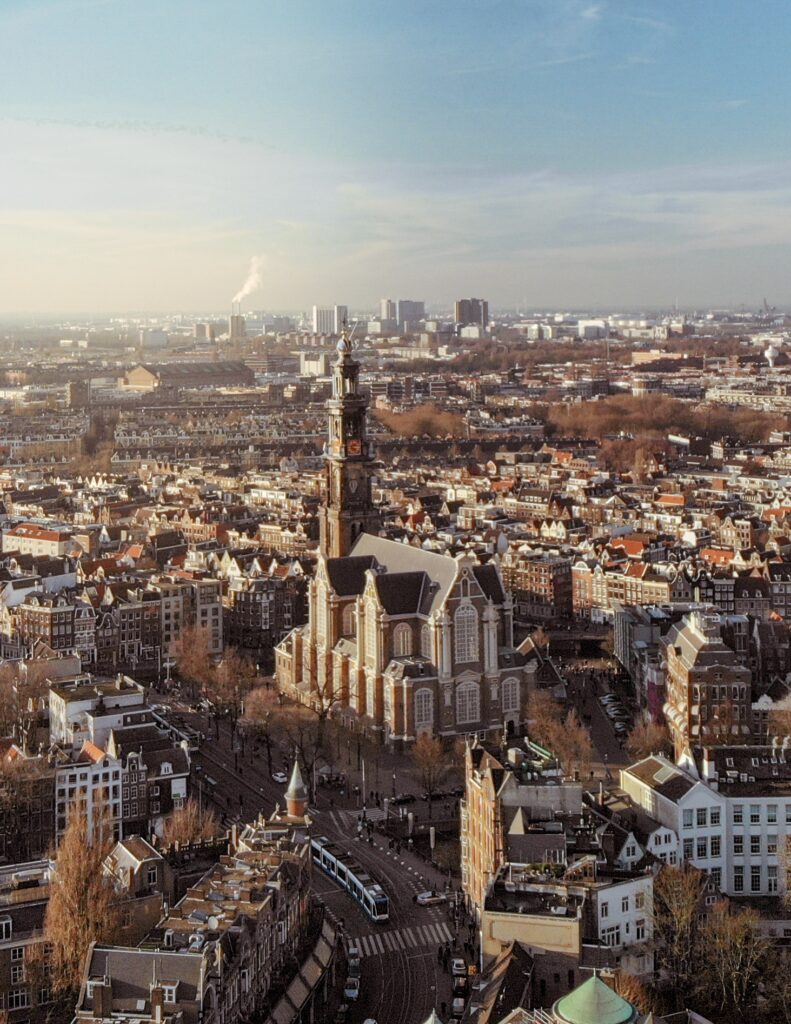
44, 804, 121, 1000
243, 685, 282, 776
651, 864, 708, 1010
171, 624, 215, 698
278, 703, 333, 802
207, 648, 257, 740
527, 692, 592, 778
607, 970, 658, 1015
697, 901, 770, 1023
553, 708, 595, 780
527, 689, 563, 751
626, 718, 673, 761
411, 735, 449, 815
162, 797, 220, 845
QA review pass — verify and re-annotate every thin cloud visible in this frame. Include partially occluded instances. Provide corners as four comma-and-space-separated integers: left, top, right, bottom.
534, 52, 592, 68
622, 13, 673, 33
580, 4, 604, 20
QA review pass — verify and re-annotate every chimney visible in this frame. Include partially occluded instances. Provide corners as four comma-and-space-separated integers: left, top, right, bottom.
94, 981, 112, 1018
150, 986, 164, 1024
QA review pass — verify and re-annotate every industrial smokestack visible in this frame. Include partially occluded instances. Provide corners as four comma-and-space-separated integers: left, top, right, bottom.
232, 255, 264, 306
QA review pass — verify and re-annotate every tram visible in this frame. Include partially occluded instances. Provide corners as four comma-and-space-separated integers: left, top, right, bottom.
310, 835, 390, 922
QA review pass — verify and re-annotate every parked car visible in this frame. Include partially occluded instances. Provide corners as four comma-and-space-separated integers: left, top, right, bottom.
451, 958, 467, 977
334, 1004, 349, 1023
343, 978, 360, 1002
453, 976, 469, 997
416, 890, 447, 906
271, 770, 289, 784
451, 996, 466, 1018
347, 942, 361, 960
391, 793, 416, 805
348, 959, 361, 979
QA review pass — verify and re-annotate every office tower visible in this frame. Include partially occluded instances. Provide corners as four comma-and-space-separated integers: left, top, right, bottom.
312, 305, 347, 334
380, 298, 397, 321
395, 299, 425, 329
229, 314, 246, 340
454, 297, 489, 327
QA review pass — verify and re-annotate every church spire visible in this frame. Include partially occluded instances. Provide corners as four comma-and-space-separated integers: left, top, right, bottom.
318, 327, 379, 558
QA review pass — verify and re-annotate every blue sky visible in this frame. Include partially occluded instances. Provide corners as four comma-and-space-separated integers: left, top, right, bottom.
1, 0, 790, 313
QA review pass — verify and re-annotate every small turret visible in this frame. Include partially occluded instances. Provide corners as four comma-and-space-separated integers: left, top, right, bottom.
285, 757, 308, 818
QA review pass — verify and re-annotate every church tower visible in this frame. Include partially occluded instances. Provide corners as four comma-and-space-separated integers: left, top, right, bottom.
319, 330, 379, 558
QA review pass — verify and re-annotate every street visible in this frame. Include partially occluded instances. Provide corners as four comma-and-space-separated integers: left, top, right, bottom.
157, 694, 470, 1024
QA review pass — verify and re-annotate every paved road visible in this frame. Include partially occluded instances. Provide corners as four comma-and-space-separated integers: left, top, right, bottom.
156, 695, 467, 1023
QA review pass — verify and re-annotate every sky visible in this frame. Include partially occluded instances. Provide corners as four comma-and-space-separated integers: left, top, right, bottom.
1, 0, 791, 314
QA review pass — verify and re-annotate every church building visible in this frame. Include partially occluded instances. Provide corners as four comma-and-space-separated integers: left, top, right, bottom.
275, 332, 534, 747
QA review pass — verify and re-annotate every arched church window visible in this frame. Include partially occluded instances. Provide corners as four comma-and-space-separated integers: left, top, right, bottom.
393, 623, 412, 657
454, 604, 479, 664
414, 688, 433, 730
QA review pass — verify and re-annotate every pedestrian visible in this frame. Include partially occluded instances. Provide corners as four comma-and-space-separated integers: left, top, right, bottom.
437, 945, 443, 964
441, 1002, 447, 1017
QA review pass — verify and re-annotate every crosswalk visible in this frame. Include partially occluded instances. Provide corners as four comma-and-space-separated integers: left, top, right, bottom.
351, 920, 454, 957
329, 807, 386, 829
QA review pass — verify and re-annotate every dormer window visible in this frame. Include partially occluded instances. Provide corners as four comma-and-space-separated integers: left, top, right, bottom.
162, 984, 177, 1004
161, 763, 172, 775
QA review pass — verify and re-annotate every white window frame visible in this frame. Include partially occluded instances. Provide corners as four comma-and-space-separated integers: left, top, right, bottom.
455, 681, 480, 726
454, 604, 479, 664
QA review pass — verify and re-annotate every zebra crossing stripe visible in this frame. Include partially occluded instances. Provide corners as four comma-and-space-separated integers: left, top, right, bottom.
352, 924, 461, 958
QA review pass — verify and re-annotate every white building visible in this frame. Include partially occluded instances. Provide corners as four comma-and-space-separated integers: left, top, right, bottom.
312, 305, 347, 335
621, 746, 791, 898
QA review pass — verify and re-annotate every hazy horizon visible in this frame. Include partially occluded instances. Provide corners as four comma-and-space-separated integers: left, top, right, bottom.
2, 0, 791, 314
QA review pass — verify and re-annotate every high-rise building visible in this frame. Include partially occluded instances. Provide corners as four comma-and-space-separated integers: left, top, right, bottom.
380, 298, 396, 321
312, 305, 348, 335
229, 314, 246, 340
395, 299, 425, 329
455, 297, 489, 327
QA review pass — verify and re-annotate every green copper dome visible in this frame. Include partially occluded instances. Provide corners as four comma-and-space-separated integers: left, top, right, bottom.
553, 977, 638, 1024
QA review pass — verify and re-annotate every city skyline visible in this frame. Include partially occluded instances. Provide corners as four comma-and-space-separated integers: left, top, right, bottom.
2, 0, 791, 312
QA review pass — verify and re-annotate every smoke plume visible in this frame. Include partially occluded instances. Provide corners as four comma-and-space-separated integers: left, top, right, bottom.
232, 255, 264, 305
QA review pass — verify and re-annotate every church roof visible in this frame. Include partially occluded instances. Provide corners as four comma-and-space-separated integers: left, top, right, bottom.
375, 571, 430, 615
350, 535, 457, 614
326, 555, 376, 595
553, 977, 638, 1024
473, 562, 506, 603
